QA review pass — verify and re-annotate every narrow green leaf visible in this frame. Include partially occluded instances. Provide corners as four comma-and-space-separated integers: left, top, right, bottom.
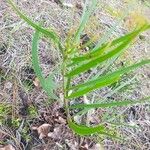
71, 44, 107, 63
66, 39, 134, 77
68, 119, 105, 136
98, 131, 123, 141
68, 119, 122, 139
72, 23, 150, 64
32, 31, 57, 99
67, 41, 129, 77
107, 122, 139, 129
69, 96, 150, 109
69, 59, 150, 91
67, 24, 149, 77
104, 76, 136, 99
71, 28, 141, 63
74, 0, 98, 44
67, 76, 120, 98
7, 0, 60, 45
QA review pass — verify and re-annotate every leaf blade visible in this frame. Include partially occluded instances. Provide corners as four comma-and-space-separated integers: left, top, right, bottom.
67, 76, 120, 98
71, 28, 141, 63
7, 0, 60, 44
69, 96, 150, 109
74, 0, 98, 44
67, 41, 129, 77
32, 31, 57, 99
67, 24, 150, 77
69, 59, 150, 91
72, 23, 150, 63
68, 119, 105, 136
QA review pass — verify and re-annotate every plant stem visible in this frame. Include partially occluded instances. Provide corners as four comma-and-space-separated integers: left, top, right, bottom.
62, 53, 71, 120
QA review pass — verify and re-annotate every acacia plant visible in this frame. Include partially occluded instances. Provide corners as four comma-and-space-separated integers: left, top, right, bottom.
8, 0, 150, 138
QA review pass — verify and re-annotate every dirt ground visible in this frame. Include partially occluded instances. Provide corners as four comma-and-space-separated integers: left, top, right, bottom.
0, 0, 150, 149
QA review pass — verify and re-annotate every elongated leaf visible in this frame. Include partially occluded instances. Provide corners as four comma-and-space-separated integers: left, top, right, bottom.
67, 76, 120, 98
104, 76, 136, 99
98, 131, 123, 141
69, 96, 150, 109
67, 41, 128, 77
68, 5, 132, 65
69, 59, 150, 91
71, 28, 142, 63
7, 0, 61, 46
32, 31, 57, 99
68, 119, 122, 139
70, 43, 108, 64
67, 24, 150, 77
74, 0, 98, 44
72, 22, 150, 64
68, 119, 105, 136
107, 122, 139, 129
66, 38, 134, 77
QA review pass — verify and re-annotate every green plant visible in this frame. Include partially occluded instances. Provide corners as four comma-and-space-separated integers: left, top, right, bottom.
28, 105, 38, 118
0, 103, 11, 125
8, 0, 150, 139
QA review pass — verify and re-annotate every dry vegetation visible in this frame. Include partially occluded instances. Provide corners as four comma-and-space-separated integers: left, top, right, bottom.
0, 0, 150, 149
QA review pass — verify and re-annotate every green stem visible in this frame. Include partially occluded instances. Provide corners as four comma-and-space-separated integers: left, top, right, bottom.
62, 54, 71, 120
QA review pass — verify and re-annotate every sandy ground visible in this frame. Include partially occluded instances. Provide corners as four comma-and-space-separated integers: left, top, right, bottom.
0, 0, 150, 149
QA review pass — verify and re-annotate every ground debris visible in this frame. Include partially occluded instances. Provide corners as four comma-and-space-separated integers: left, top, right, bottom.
76, 2, 84, 10
0, 144, 15, 150
32, 123, 51, 139
33, 77, 40, 88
